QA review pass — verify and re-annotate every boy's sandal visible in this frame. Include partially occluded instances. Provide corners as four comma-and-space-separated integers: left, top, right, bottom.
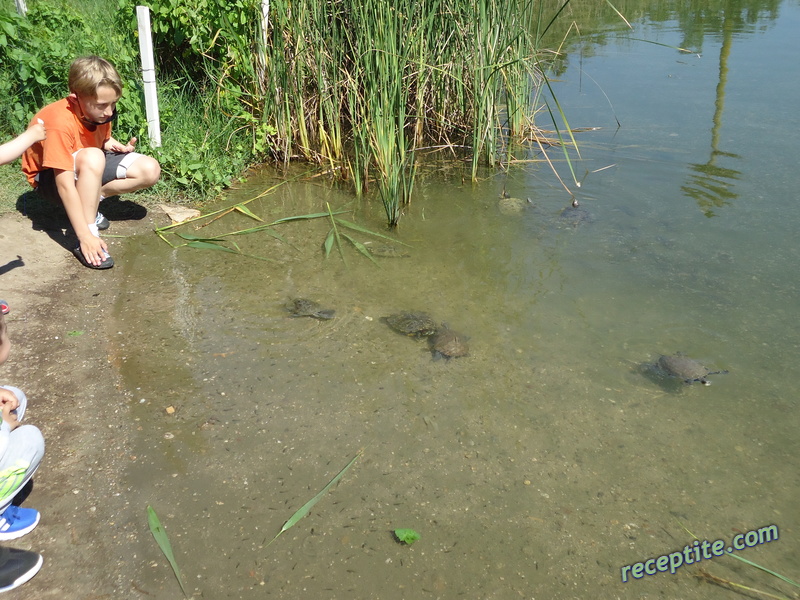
72, 247, 114, 269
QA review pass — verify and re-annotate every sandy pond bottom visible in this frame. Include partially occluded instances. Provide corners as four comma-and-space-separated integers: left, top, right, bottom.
99, 171, 800, 599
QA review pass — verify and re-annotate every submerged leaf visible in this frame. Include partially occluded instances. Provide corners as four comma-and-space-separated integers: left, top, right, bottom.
268, 449, 363, 547
323, 229, 335, 257
334, 218, 411, 245
233, 204, 264, 222
147, 506, 188, 597
186, 240, 240, 253
175, 232, 227, 242
341, 232, 380, 266
394, 528, 421, 545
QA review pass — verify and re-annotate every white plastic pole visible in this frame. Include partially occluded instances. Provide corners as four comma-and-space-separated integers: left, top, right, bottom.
256, 0, 270, 91
14, 0, 27, 16
136, 6, 162, 147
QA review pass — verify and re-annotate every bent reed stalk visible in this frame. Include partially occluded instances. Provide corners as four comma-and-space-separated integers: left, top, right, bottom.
241, 0, 563, 226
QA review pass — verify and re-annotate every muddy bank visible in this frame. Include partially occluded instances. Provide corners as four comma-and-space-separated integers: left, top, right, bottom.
0, 200, 165, 598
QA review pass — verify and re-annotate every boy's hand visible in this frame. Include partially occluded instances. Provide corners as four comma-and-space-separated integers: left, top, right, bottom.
78, 234, 110, 267
1, 402, 20, 430
0, 388, 20, 413
106, 137, 137, 153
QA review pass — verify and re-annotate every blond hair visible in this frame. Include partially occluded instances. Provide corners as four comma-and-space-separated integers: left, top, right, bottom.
68, 56, 123, 98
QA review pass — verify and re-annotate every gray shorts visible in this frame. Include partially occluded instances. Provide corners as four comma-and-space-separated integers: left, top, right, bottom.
34, 151, 142, 202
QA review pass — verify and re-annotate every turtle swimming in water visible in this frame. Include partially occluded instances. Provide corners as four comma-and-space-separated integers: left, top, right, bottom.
382, 311, 438, 338
655, 353, 727, 385
498, 196, 531, 216
558, 198, 593, 228
429, 325, 469, 360
366, 244, 411, 258
286, 298, 335, 320
497, 189, 532, 216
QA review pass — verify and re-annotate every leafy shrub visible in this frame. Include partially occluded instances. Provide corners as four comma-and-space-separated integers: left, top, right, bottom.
0, 0, 267, 203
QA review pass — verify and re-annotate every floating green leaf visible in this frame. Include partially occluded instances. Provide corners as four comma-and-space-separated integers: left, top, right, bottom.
175, 232, 228, 242
394, 528, 420, 545
334, 218, 412, 245
185, 240, 240, 254
67, 330, 84, 337
323, 229, 335, 257
340, 232, 380, 266
147, 505, 188, 597
267, 448, 363, 547
233, 204, 264, 221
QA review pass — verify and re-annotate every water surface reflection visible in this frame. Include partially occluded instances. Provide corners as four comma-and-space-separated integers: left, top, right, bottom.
112, 1, 800, 597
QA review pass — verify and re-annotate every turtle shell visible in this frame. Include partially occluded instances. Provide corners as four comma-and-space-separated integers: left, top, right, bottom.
558, 205, 592, 227
367, 244, 411, 258
382, 312, 437, 337
286, 298, 335, 320
656, 354, 724, 385
498, 196, 529, 216
429, 326, 469, 360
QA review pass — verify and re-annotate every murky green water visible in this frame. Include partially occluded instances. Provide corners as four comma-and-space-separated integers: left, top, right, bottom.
113, 1, 800, 598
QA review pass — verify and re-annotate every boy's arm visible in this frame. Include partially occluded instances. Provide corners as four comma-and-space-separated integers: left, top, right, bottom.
54, 170, 109, 267
0, 121, 46, 166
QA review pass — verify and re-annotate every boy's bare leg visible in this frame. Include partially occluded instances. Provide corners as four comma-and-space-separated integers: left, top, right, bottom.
57, 147, 109, 267
73, 147, 104, 225
100, 155, 161, 196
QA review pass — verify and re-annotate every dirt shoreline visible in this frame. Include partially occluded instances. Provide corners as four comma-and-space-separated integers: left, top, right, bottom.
0, 205, 164, 598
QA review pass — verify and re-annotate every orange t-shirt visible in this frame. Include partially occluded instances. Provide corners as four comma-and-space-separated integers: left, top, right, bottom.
21, 98, 112, 187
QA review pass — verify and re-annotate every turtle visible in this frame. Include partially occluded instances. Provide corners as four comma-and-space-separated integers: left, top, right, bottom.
498, 196, 531, 216
557, 199, 593, 228
367, 244, 411, 258
497, 189, 532, 216
286, 298, 335, 320
381, 311, 438, 338
655, 353, 727, 385
429, 325, 469, 360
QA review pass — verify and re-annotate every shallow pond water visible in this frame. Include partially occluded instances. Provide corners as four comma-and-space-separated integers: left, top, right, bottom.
112, 1, 800, 598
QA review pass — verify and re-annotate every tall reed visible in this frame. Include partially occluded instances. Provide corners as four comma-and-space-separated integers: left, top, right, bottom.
250, 0, 555, 226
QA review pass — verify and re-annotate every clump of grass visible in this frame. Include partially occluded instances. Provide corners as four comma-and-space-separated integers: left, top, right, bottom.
257, 0, 561, 226
155, 182, 405, 265
3, 0, 597, 220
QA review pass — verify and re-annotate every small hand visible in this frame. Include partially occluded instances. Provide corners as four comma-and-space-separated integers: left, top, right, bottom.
1, 403, 20, 430
28, 119, 46, 142
108, 137, 137, 153
0, 388, 19, 412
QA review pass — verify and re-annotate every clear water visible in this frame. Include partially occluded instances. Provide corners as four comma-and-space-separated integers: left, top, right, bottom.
113, 2, 800, 598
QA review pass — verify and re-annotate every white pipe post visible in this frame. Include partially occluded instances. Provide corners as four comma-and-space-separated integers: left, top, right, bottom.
256, 0, 270, 91
136, 6, 162, 147
14, 0, 28, 16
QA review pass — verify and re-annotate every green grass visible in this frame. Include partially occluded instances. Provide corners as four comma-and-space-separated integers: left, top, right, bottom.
0, 163, 29, 214
258, 0, 552, 225
2, 0, 596, 223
